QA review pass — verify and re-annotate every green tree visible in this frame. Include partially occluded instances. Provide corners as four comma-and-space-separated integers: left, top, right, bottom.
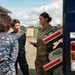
36, 22, 42, 30
20, 25, 26, 32
27, 26, 34, 28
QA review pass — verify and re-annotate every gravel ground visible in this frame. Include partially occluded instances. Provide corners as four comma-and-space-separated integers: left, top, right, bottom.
25, 37, 37, 75
18, 37, 63, 75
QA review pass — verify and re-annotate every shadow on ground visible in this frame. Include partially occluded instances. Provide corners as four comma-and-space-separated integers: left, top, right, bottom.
29, 69, 37, 75
18, 66, 63, 75
18, 68, 37, 75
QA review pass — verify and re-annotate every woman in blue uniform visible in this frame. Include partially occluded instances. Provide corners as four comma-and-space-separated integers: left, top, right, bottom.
0, 15, 18, 75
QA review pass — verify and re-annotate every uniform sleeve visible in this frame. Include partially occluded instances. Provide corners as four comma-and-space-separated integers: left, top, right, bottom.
19, 32, 26, 51
33, 42, 37, 47
22, 33, 26, 46
10, 36, 18, 63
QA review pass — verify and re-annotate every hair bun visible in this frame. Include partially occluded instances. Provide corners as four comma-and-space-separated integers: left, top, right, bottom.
49, 17, 52, 22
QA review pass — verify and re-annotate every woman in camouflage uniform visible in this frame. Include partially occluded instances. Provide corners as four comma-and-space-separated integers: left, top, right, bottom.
30, 12, 53, 75
0, 14, 18, 75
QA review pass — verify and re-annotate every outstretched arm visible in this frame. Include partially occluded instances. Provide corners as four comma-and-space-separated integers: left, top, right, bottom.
29, 41, 37, 47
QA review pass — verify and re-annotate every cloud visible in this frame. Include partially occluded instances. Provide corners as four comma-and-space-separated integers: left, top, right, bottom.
11, 0, 63, 27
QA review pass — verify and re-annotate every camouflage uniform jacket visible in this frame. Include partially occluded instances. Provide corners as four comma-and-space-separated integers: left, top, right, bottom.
36, 25, 52, 57
0, 33, 18, 75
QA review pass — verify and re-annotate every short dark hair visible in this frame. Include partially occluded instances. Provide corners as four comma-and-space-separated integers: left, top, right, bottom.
40, 12, 52, 22
0, 14, 12, 26
0, 22, 8, 32
11, 19, 20, 27
0, 14, 12, 32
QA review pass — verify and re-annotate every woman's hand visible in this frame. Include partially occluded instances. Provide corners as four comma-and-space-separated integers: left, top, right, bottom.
29, 41, 37, 47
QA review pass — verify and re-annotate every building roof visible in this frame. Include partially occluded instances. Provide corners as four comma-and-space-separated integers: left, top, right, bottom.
0, 6, 11, 14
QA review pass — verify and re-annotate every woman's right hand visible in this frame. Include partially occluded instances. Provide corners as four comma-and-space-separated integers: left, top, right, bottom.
29, 41, 37, 47
29, 41, 35, 45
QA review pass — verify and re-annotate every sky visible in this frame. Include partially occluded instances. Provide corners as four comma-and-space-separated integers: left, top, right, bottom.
0, 0, 63, 27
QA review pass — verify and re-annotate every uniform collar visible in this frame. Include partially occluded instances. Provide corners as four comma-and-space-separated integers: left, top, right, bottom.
42, 25, 52, 31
